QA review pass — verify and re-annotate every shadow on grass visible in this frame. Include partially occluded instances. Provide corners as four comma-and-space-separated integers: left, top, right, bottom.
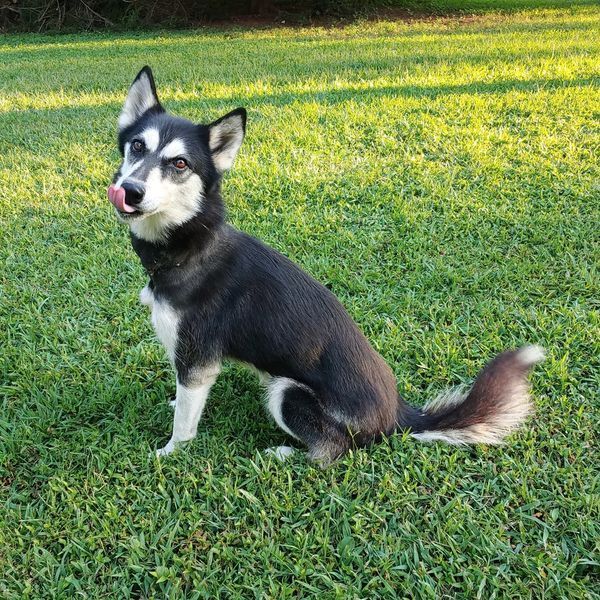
0, 0, 597, 53
191, 75, 599, 107
1, 9, 597, 105
0, 74, 596, 153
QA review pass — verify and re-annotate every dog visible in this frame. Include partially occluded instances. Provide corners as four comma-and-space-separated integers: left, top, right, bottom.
108, 66, 545, 464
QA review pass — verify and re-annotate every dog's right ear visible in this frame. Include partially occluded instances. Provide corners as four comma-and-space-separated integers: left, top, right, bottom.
119, 66, 163, 131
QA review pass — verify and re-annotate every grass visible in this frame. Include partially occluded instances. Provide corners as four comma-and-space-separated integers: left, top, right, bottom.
401, 0, 600, 13
1, 4, 599, 598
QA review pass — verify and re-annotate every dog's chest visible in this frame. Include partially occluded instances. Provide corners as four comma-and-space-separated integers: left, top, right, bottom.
142, 285, 180, 364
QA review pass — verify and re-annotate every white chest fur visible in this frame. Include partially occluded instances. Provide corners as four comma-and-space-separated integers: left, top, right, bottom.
141, 285, 180, 364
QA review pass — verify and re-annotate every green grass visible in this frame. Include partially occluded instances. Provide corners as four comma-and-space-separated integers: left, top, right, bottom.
1, 5, 599, 598
402, 0, 599, 12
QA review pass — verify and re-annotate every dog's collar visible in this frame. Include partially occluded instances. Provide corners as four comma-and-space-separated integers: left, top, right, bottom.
146, 260, 182, 279
144, 255, 186, 279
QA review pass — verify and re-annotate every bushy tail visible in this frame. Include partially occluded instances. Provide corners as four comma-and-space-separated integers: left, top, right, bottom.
405, 346, 545, 445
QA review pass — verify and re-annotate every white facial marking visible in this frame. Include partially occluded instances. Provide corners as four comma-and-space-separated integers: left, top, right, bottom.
141, 127, 160, 153
160, 138, 187, 160
129, 166, 204, 243
115, 143, 142, 188
115, 162, 141, 188
119, 71, 158, 130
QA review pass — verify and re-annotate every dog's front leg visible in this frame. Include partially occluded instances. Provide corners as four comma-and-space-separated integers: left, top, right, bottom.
156, 364, 221, 457
139, 282, 154, 308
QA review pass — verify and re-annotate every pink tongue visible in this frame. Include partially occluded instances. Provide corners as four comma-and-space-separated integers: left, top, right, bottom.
107, 184, 136, 213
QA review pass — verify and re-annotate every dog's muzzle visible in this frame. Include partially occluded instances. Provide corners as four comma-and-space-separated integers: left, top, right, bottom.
108, 182, 145, 214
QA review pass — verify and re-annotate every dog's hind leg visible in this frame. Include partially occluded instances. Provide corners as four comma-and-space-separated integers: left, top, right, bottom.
267, 378, 350, 466
156, 364, 221, 457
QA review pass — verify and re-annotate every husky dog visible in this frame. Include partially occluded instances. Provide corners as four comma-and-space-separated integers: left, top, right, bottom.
108, 67, 544, 464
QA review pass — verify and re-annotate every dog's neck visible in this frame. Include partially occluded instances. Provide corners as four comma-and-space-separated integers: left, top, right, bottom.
130, 186, 225, 282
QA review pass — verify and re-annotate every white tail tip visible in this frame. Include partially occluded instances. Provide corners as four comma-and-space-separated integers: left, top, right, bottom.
517, 345, 546, 366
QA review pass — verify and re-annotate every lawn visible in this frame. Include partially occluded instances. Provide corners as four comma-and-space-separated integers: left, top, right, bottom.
1, 4, 599, 598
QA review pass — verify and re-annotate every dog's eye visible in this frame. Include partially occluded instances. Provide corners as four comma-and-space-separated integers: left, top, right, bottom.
131, 140, 144, 152
173, 158, 188, 170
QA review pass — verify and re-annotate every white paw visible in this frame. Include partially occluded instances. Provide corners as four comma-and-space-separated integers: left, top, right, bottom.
265, 446, 296, 462
156, 440, 176, 457
168, 399, 177, 409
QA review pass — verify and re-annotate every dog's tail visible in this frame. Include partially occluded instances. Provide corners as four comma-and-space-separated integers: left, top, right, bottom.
401, 345, 545, 445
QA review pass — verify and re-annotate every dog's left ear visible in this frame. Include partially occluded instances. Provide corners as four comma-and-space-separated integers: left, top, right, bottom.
208, 108, 247, 173
119, 66, 163, 130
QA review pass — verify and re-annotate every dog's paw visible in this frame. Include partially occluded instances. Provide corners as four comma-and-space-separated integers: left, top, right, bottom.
156, 440, 176, 457
265, 446, 296, 462
168, 399, 177, 409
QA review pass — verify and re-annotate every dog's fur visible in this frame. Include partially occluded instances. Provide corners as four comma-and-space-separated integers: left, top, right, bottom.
109, 67, 545, 464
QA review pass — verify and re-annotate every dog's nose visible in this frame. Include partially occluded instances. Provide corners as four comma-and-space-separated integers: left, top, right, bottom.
121, 181, 145, 206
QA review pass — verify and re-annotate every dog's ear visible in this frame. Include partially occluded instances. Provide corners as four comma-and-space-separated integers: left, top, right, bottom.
208, 108, 247, 173
119, 66, 163, 130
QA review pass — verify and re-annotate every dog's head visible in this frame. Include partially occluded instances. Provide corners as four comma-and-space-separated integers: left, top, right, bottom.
108, 66, 246, 242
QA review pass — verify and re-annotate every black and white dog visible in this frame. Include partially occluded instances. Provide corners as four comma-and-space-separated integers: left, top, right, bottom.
108, 67, 544, 464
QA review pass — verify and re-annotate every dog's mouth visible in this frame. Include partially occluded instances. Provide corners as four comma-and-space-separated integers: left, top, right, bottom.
107, 184, 141, 218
